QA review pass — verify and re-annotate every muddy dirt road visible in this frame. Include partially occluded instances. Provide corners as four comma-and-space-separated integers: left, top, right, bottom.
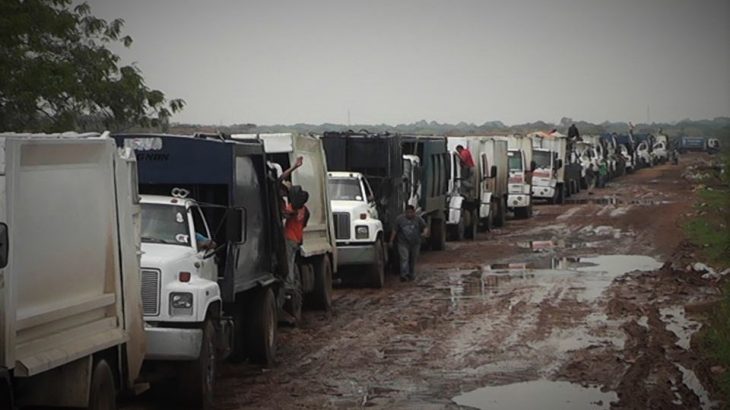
127, 155, 723, 409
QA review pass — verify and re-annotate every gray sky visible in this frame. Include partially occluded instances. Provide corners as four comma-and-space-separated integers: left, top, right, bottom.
89, 0, 730, 126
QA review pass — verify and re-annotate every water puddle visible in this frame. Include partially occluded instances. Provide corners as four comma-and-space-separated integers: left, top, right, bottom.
452, 379, 616, 409
442, 255, 662, 305
517, 240, 603, 252
660, 306, 702, 350
564, 197, 671, 206
675, 363, 718, 409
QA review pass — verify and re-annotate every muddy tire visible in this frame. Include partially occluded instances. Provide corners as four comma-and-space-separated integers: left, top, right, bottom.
464, 210, 477, 240
246, 288, 277, 366
89, 359, 116, 410
368, 239, 385, 288
494, 199, 506, 228
556, 184, 564, 204
182, 319, 216, 410
485, 206, 494, 231
453, 213, 468, 241
430, 218, 446, 251
310, 255, 333, 311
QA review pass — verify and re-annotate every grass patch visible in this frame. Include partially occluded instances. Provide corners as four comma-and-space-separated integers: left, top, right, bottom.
690, 152, 730, 402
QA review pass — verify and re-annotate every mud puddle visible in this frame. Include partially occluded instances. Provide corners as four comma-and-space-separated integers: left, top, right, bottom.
660, 306, 702, 350
564, 197, 671, 206
439, 255, 662, 305
517, 239, 603, 252
452, 379, 616, 409
675, 363, 718, 409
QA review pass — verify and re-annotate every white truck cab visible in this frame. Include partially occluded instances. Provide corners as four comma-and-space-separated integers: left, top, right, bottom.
139, 193, 223, 360
530, 147, 558, 201
651, 141, 668, 163
636, 141, 652, 167
328, 172, 386, 287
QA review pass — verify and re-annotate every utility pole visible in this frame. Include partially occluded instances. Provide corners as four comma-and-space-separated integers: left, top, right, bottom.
646, 105, 651, 124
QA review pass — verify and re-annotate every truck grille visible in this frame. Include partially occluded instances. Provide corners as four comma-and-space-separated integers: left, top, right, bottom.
333, 212, 350, 240
141, 269, 160, 316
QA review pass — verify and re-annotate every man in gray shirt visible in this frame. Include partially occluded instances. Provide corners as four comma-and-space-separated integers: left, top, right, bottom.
388, 205, 429, 281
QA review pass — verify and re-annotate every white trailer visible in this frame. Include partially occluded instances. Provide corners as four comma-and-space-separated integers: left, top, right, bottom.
0, 133, 144, 409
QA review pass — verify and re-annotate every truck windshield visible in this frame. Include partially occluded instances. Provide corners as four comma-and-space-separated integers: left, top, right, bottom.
140, 203, 191, 246
533, 151, 551, 169
507, 151, 523, 171
328, 178, 363, 201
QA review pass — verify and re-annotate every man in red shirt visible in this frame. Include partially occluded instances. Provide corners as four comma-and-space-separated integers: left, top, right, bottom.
456, 145, 475, 168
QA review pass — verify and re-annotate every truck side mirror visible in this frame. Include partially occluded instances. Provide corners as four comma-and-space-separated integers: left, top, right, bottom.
0, 223, 7, 268
530, 161, 537, 172
555, 159, 563, 170
490, 165, 498, 178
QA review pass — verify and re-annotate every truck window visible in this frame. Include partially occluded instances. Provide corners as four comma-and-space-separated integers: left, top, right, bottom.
362, 178, 375, 201
328, 178, 363, 201
507, 151, 523, 171
191, 206, 212, 243
141, 204, 191, 246
533, 151, 551, 169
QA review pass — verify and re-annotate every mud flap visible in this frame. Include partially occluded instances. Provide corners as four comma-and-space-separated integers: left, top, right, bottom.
479, 192, 492, 219
447, 196, 463, 225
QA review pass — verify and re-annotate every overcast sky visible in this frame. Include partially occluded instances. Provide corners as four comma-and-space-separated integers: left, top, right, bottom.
89, 0, 730, 126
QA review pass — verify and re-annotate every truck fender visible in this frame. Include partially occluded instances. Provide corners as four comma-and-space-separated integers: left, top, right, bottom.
479, 192, 493, 219
447, 195, 464, 225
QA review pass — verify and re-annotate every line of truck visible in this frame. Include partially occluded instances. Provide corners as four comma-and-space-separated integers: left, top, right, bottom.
0, 127, 693, 409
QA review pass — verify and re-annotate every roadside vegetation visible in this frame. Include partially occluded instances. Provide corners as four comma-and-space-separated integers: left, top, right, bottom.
689, 150, 730, 400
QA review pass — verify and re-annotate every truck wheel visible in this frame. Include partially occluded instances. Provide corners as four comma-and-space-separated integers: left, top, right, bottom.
484, 207, 494, 231
310, 255, 333, 311
556, 185, 564, 204
246, 288, 277, 366
494, 199, 506, 228
182, 319, 216, 410
89, 359, 116, 410
464, 210, 477, 240
454, 213, 465, 241
430, 218, 446, 251
368, 239, 385, 288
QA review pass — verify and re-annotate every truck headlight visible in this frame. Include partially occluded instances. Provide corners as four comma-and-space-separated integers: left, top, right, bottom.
355, 225, 369, 239
170, 292, 193, 316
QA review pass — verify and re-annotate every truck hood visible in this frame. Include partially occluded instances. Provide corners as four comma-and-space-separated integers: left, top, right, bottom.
140, 242, 196, 267
331, 200, 369, 214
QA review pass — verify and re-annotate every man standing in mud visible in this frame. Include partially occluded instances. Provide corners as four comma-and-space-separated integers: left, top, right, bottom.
388, 205, 428, 282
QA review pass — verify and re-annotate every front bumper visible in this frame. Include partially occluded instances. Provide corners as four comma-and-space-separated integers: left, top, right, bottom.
145, 325, 202, 361
508, 194, 531, 208
337, 243, 376, 266
531, 185, 555, 199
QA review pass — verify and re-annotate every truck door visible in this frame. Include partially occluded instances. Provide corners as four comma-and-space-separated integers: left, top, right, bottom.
362, 177, 378, 220
191, 205, 218, 281
479, 153, 491, 218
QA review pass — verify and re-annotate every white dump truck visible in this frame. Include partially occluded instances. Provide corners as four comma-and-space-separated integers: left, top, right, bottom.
232, 133, 337, 307
495, 135, 535, 219
0, 133, 144, 409
326, 171, 386, 287
529, 132, 567, 204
